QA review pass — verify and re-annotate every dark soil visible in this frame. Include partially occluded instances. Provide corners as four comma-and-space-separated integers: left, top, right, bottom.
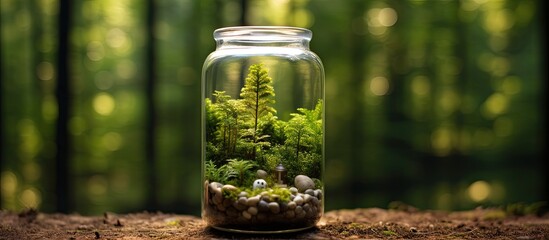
1, 207, 548, 239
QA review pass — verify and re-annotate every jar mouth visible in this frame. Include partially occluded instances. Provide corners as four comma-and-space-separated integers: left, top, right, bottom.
214, 26, 312, 42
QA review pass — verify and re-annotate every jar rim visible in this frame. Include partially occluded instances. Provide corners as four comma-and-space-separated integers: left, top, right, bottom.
214, 26, 312, 41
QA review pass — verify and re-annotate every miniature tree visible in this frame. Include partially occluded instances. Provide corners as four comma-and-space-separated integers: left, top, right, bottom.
212, 91, 245, 158
285, 100, 323, 163
239, 64, 276, 161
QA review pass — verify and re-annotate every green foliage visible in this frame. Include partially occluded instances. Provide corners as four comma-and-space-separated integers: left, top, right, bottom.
283, 99, 323, 179
226, 159, 256, 186
205, 63, 323, 186
205, 98, 220, 143
204, 160, 236, 183
212, 91, 245, 159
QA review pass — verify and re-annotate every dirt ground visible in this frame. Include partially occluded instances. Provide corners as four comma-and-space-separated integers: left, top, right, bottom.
1, 207, 548, 239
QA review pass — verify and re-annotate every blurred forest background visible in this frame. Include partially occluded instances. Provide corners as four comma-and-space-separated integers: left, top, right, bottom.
1, 0, 546, 216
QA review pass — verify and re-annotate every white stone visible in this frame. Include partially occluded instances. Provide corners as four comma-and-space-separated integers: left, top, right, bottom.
253, 179, 267, 190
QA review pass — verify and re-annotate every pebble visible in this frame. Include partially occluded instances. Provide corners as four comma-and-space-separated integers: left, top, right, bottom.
295, 206, 304, 214
226, 208, 238, 217
285, 210, 295, 218
287, 201, 297, 210
242, 211, 252, 219
294, 196, 304, 205
217, 204, 226, 211
289, 187, 298, 194
279, 202, 287, 212
294, 175, 315, 192
238, 197, 247, 205
210, 182, 223, 189
257, 213, 267, 220
258, 200, 269, 212
268, 202, 280, 214
222, 184, 238, 192
223, 198, 232, 207
311, 196, 320, 206
213, 193, 223, 205
233, 202, 247, 211
303, 194, 311, 203
270, 194, 280, 202
207, 184, 324, 222
261, 195, 271, 201
247, 196, 260, 206
247, 206, 258, 215
256, 169, 268, 179
314, 189, 322, 199
210, 185, 222, 196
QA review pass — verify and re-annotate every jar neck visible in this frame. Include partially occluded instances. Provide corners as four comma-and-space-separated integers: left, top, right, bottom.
214, 26, 311, 49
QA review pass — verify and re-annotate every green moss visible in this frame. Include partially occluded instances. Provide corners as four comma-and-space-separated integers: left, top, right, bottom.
221, 187, 240, 201
382, 230, 397, 236
241, 187, 292, 203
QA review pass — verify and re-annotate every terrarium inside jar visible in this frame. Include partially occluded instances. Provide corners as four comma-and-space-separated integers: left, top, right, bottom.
201, 26, 324, 233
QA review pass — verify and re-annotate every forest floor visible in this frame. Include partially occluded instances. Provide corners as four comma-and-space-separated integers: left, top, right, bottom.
1, 207, 549, 239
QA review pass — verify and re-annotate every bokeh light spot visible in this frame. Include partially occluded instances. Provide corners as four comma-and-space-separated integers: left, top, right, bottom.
102, 132, 123, 151
1, 171, 18, 196
500, 76, 521, 95
370, 76, 389, 96
378, 8, 397, 27
116, 60, 136, 80
93, 92, 116, 116
482, 93, 508, 118
88, 175, 108, 196
18, 119, 42, 160
94, 71, 114, 90
294, 9, 314, 28
483, 9, 514, 33
411, 75, 430, 96
87, 41, 105, 61
20, 188, 41, 208
431, 127, 452, 156
106, 28, 127, 48
36, 61, 55, 81
468, 180, 491, 202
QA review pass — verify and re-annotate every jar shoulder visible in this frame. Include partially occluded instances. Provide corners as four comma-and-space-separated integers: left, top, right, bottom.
203, 47, 323, 66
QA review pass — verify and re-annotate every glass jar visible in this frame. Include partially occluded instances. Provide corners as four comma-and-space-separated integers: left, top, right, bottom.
201, 26, 324, 233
